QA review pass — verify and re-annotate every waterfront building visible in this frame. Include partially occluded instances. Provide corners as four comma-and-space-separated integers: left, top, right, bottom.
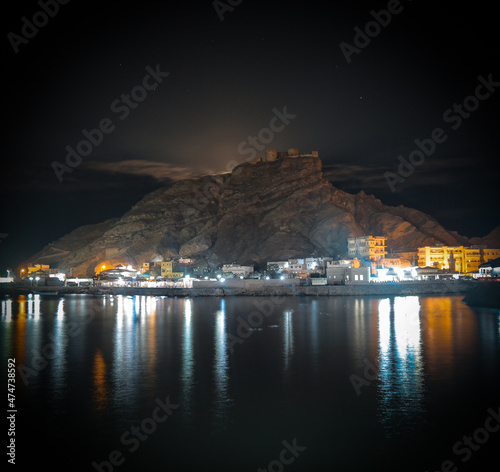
160, 261, 184, 278
326, 265, 370, 284
478, 257, 500, 277
417, 245, 500, 273
415, 267, 452, 280
347, 236, 387, 263
326, 260, 370, 284
221, 264, 254, 277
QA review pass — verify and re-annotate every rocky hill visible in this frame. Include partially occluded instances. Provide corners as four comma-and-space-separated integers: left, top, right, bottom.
21, 156, 499, 276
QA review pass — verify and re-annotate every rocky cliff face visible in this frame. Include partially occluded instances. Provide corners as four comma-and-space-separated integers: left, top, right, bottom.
22, 156, 498, 276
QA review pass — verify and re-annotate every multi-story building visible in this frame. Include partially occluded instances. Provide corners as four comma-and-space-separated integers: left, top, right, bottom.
417, 245, 500, 273
347, 236, 387, 267
160, 261, 184, 278
287, 259, 305, 273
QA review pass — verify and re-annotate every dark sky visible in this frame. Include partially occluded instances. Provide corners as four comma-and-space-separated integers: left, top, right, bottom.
2, 0, 499, 271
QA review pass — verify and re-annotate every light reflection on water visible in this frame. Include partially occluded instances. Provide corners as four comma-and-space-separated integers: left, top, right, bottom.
1, 294, 500, 471
377, 297, 425, 437
213, 299, 232, 429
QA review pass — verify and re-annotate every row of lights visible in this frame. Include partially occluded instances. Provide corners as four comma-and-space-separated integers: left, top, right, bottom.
215, 274, 286, 282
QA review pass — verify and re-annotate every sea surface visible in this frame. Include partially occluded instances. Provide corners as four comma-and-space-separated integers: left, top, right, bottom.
2, 294, 499, 471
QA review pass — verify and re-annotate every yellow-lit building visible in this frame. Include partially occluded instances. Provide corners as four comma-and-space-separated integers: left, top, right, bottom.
27, 264, 50, 274
160, 261, 184, 278
348, 236, 387, 263
417, 245, 500, 273
160, 261, 173, 274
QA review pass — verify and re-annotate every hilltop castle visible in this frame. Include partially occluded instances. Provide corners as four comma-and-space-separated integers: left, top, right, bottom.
248, 148, 319, 164
265, 148, 318, 161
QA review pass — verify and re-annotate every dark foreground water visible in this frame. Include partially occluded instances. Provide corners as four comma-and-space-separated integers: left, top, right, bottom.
2, 294, 499, 471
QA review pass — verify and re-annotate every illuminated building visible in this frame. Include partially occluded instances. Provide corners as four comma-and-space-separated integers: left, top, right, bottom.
417, 245, 500, 273
27, 264, 50, 274
348, 236, 387, 263
478, 257, 500, 277
348, 236, 387, 275
160, 261, 184, 278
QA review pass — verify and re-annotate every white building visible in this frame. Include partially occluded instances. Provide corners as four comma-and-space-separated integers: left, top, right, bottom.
479, 258, 500, 277
222, 264, 254, 277
326, 266, 370, 284
287, 259, 306, 273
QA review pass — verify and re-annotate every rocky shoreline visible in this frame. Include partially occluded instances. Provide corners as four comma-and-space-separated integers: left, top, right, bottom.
0, 280, 479, 298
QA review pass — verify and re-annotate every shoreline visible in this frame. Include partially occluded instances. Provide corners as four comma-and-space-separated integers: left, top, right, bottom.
0, 280, 479, 298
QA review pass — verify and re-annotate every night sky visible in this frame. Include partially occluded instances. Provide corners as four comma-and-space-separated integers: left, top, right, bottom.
2, 0, 499, 271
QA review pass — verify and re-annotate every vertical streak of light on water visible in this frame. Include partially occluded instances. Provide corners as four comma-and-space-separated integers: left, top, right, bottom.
377, 296, 425, 437
213, 299, 231, 430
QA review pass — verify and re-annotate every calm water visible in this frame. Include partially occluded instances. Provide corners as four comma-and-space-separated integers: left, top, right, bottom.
2, 294, 500, 471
